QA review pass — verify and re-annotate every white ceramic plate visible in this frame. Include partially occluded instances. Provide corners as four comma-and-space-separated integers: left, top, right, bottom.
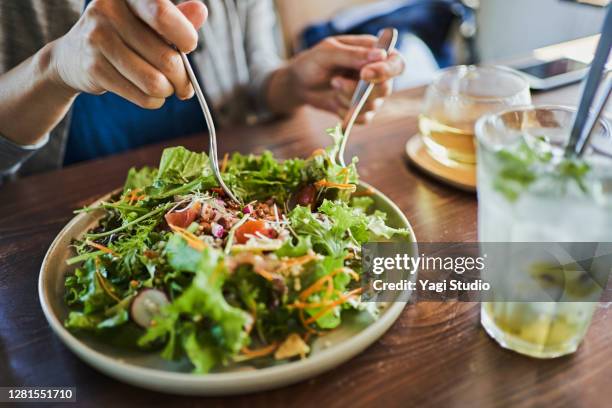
39, 182, 416, 396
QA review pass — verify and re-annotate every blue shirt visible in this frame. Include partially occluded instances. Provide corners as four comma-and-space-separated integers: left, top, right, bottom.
64, 90, 206, 165
64, 0, 206, 165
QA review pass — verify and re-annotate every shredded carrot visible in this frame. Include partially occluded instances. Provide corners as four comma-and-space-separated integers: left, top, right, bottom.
253, 267, 277, 282
308, 148, 326, 158
169, 224, 206, 251
299, 309, 319, 334
124, 188, 139, 203
299, 276, 333, 301
240, 343, 278, 358
279, 253, 319, 269
221, 152, 229, 173
290, 299, 333, 309
298, 268, 358, 301
290, 279, 335, 310
314, 179, 356, 191
304, 288, 363, 325
125, 188, 147, 205
86, 240, 118, 257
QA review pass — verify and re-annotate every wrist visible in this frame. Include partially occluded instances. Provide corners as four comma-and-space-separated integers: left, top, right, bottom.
266, 64, 304, 115
0, 40, 79, 146
36, 40, 79, 101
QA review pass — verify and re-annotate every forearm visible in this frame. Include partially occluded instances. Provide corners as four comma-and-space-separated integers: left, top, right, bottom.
0, 41, 78, 146
264, 65, 304, 116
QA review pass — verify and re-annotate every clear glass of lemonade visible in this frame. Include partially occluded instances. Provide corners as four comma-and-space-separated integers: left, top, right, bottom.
476, 105, 612, 358
420, 65, 531, 166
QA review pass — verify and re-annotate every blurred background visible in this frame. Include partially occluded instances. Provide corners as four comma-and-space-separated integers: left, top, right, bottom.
273, 0, 609, 88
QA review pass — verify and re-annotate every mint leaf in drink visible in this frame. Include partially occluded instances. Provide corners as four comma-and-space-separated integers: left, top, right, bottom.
558, 158, 591, 193
493, 138, 591, 201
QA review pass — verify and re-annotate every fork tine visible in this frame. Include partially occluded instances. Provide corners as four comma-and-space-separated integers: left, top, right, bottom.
338, 28, 398, 167
180, 53, 241, 204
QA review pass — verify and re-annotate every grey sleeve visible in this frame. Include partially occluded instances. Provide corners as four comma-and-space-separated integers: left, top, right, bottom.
242, 0, 285, 116
0, 133, 50, 180
0, 0, 79, 183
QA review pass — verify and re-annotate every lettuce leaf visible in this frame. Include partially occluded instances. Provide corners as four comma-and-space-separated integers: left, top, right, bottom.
156, 146, 211, 184
139, 237, 251, 371
145, 147, 217, 199
225, 151, 305, 202
366, 210, 410, 240
124, 166, 158, 193
276, 236, 312, 258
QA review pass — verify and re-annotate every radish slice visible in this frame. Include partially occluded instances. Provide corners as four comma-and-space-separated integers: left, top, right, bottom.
131, 289, 169, 328
211, 222, 225, 238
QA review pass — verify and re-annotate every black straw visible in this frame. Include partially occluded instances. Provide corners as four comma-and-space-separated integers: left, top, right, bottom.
566, 6, 612, 156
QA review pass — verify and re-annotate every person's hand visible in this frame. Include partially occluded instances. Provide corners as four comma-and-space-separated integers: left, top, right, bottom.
285, 35, 405, 124
49, 0, 208, 109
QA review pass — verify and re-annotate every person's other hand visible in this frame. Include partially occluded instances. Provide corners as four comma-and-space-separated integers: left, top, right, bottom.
50, 0, 207, 109
288, 35, 405, 124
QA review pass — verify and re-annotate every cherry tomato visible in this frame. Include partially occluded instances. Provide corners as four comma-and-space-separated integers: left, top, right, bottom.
165, 202, 201, 228
235, 219, 273, 244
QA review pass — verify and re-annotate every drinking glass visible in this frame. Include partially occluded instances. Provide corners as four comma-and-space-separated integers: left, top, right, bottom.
476, 105, 612, 358
420, 65, 531, 166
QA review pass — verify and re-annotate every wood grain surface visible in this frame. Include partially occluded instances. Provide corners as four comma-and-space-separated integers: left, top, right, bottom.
1, 85, 610, 408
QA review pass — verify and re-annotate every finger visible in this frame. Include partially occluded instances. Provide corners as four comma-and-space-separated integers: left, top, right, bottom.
335, 92, 351, 110
370, 80, 393, 99
96, 28, 174, 98
177, 1, 208, 29
125, 0, 204, 52
304, 89, 344, 114
316, 37, 387, 70
331, 77, 390, 109
337, 95, 384, 120
362, 97, 385, 112
360, 51, 405, 83
109, 1, 194, 99
333, 34, 378, 48
94, 57, 165, 109
338, 108, 376, 125
331, 76, 358, 98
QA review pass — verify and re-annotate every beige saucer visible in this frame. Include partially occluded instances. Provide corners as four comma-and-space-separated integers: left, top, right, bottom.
405, 134, 476, 193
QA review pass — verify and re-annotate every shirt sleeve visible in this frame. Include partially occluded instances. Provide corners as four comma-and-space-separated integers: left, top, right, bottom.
242, 0, 285, 119
0, 132, 49, 180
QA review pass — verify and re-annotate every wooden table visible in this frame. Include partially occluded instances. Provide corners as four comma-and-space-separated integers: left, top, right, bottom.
1, 85, 610, 407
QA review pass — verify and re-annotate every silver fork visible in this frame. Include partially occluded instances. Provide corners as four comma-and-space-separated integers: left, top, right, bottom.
338, 28, 399, 167
180, 52, 240, 204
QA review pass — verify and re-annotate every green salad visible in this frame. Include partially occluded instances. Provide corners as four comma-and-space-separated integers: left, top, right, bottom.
64, 126, 409, 373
